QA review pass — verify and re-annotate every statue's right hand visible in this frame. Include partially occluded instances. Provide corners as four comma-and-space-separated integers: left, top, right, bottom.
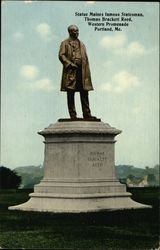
70, 63, 78, 69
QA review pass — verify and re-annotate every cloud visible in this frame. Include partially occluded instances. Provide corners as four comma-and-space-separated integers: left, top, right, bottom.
103, 60, 113, 68
132, 106, 141, 115
13, 32, 24, 41
127, 41, 147, 55
25, 78, 55, 92
20, 65, 55, 92
100, 82, 112, 92
100, 34, 149, 57
115, 41, 149, 57
86, 1, 95, 4
36, 23, 53, 41
20, 65, 39, 80
100, 70, 139, 94
24, 0, 32, 3
113, 71, 139, 93
99, 34, 127, 49
34, 78, 55, 91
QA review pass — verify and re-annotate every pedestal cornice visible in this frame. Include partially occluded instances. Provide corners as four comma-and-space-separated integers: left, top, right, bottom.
38, 121, 122, 137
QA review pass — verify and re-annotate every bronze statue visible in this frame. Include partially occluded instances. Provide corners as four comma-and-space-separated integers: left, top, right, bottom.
59, 25, 96, 120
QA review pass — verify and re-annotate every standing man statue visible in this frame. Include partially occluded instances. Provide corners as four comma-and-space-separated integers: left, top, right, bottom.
59, 25, 97, 120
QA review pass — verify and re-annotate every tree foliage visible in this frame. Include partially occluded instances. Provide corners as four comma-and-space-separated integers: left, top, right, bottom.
147, 174, 156, 185
0, 166, 21, 189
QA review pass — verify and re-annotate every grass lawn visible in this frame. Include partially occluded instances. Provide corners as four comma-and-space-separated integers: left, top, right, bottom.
0, 187, 159, 249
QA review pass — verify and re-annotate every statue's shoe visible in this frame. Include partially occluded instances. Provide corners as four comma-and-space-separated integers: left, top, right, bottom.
83, 115, 98, 120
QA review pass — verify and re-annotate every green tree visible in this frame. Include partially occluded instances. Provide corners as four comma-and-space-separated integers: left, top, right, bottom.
147, 174, 156, 186
127, 174, 135, 181
0, 166, 21, 189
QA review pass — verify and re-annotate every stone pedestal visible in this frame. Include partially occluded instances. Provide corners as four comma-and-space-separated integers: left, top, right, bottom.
9, 121, 149, 212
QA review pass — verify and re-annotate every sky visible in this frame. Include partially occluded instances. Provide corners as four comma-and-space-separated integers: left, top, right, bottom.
1, 1, 159, 169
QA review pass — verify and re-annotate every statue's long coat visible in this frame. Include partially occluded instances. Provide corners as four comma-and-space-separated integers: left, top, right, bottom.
59, 38, 93, 92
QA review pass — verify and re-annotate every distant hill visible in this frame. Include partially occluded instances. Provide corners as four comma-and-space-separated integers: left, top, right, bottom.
115, 165, 145, 179
14, 165, 43, 188
12, 164, 159, 188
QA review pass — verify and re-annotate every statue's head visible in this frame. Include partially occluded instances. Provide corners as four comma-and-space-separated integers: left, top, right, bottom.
68, 25, 79, 39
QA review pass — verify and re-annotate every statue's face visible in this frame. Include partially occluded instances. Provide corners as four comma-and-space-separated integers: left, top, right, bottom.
69, 26, 79, 39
